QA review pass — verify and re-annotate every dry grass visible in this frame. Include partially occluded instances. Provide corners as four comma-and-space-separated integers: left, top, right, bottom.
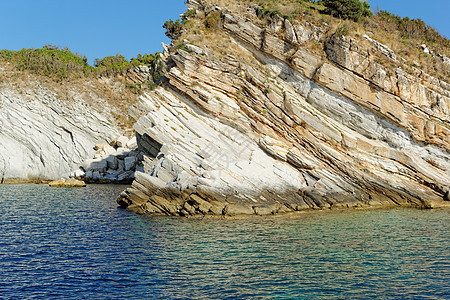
188, 0, 448, 82
177, 9, 256, 64
0, 61, 137, 129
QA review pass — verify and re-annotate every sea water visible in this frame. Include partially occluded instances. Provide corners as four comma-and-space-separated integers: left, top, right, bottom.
0, 184, 448, 299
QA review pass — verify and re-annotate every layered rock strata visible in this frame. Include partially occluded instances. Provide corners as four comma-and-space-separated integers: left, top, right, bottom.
118, 2, 450, 216
0, 81, 120, 182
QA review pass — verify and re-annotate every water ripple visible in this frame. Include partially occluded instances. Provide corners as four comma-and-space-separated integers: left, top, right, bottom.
0, 184, 449, 299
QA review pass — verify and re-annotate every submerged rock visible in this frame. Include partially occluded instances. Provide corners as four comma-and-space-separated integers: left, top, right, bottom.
48, 178, 86, 187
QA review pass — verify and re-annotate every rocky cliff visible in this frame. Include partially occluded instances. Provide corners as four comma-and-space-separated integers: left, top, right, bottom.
116, 1, 450, 216
0, 63, 131, 182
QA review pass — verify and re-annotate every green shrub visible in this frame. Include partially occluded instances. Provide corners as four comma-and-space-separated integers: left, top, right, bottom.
163, 19, 183, 40
323, 0, 372, 21
151, 53, 165, 83
0, 46, 162, 84
175, 42, 192, 53
377, 10, 449, 48
94, 53, 131, 77
0, 46, 87, 80
130, 53, 157, 66
183, 8, 196, 19
255, 7, 297, 20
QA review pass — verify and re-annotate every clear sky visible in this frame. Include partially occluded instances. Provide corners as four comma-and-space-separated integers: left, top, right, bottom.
0, 0, 187, 65
0, 0, 448, 65
367, 0, 449, 38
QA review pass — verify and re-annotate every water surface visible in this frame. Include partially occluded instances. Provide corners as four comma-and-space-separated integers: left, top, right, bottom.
0, 184, 448, 299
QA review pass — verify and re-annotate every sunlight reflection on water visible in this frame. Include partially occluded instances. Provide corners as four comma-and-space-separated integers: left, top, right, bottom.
0, 184, 448, 299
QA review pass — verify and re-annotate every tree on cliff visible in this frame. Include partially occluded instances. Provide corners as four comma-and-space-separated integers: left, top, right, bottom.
323, 0, 372, 21
163, 19, 183, 40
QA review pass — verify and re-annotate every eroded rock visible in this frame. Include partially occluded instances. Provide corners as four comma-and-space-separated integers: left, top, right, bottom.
116, 2, 449, 217
48, 178, 86, 187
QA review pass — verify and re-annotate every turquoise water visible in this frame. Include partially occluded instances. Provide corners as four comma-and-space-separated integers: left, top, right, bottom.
0, 184, 448, 299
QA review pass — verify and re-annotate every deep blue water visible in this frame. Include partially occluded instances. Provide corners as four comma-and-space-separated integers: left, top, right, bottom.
0, 184, 449, 299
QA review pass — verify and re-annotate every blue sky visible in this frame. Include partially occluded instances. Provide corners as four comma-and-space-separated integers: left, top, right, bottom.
367, 0, 449, 37
0, 0, 187, 65
0, 0, 448, 65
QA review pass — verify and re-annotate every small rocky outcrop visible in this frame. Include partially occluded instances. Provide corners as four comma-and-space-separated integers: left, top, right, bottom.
48, 178, 86, 187
74, 134, 143, 183
117, 2, 450, 217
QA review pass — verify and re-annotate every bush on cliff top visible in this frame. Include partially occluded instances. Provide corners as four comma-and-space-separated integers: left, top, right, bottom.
163, 19, 184, 40
247, 0, 448, 79
322, 0, 372, 21
94, 53, 131, 77
0, 45, 160, 83
375, 10, 449, 50
0, 45, 89, 81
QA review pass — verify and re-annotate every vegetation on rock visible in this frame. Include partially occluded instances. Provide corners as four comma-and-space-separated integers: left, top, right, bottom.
322, 0, 372, 21
376, 10, 449, 50
0, 45, 91, 81
0, 45, 161, 89
163, 19, 184, 40
169, 0, 448, 81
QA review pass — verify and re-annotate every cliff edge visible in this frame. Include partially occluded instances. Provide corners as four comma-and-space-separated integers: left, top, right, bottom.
116, 1, 449, 215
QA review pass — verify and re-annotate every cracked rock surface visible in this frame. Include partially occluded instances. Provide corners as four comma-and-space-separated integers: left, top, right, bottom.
0, 84, 120, 181
117, 2, 450, 216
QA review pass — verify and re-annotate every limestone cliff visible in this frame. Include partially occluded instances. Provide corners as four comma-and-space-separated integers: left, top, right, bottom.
0, 63, 132, 182
118, 1, 450, 216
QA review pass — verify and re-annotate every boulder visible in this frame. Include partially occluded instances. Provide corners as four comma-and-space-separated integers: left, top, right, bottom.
117, 170, 134, 182
224, 204, 255, 216
116, 136, 129, 148
48, 178, 86, 187
72, 169, 85, 178
104, 173, 118, 181
106, 155, 118, 170
83, 158, 107, 173
118, 159, 125, 171
92, 171, 102, 180
103, 145, 116, 156
284, 19, 297, 44
294, 25, 311, 44
444, 191, 450, 201
185, 44, 204, 55
126, 136, 137, 149
116, 148, 130, 159
124, 156, 137, 171
94, 143, 108, 151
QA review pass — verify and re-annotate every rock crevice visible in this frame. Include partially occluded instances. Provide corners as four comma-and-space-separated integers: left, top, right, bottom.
118, 4, 449, 216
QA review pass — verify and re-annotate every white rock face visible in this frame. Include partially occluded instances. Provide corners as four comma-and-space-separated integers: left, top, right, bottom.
117, 3, 450, 216
0, 85, 120, 181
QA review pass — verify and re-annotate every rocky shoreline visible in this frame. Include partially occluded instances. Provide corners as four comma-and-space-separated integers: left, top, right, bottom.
1, 1, 449, 218
116, 1, 449, 217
